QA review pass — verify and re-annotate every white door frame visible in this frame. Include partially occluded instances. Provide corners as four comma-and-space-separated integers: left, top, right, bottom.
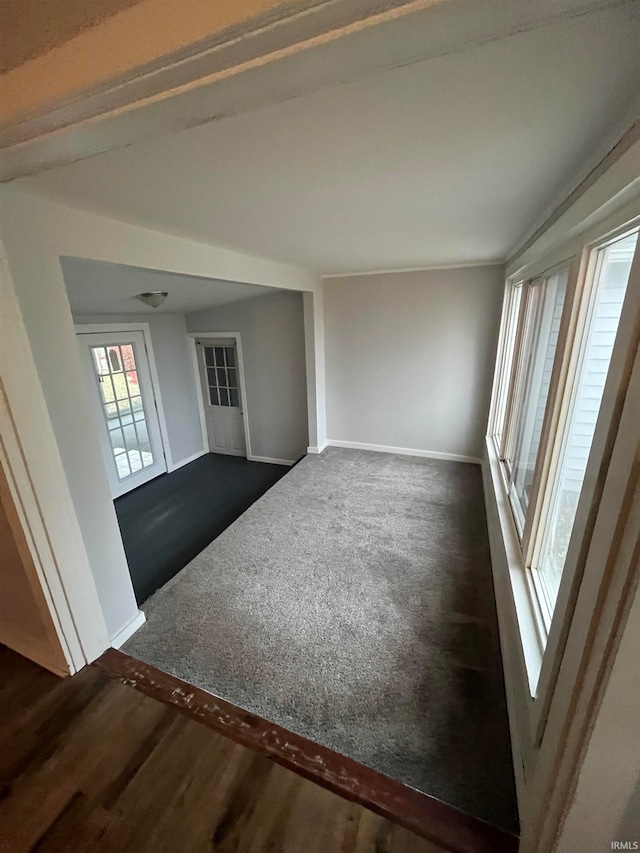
0, 243, 109, 673
187, 332, 253, 461
74, 323, 174, 471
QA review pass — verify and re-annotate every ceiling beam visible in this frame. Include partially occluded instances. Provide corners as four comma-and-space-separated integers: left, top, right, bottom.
0, 0, 628, 182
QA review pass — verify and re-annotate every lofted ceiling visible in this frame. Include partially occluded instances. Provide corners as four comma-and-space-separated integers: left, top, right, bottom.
16, 2, 640, 275
62, 257, 278, 315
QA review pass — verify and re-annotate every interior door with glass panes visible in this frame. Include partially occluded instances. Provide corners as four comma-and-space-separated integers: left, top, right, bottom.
196, 339, 246, 456
77, 331, 167, 498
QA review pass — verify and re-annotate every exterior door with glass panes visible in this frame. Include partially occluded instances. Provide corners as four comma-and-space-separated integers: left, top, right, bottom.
77, 331, 167, 498
196, 339, 246, 456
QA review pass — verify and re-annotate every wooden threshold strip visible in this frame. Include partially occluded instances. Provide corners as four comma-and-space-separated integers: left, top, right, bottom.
95, 649, 519, 853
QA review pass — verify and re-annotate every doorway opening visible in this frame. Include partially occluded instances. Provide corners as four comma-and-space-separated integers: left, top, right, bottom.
63, 257, 309, 604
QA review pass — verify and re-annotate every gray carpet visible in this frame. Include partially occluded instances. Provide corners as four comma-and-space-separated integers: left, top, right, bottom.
124, 448, 518, 832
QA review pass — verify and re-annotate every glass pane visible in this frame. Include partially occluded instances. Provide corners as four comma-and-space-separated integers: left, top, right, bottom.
121, 421, 139, 451
128, 449, 144, 474
219, 387, 230, 407
92, 347, 109, 376
112, 373, 128, 400
214, 347, 224, 365
130, 395, 143, 413
508, 269, 568, 523
109, 425, 127, 455
117, 398, 132, 418
136, 420, 150, 446
229, 388, 239, 408
205, 347, 215, 367
537, 231, 638, 610
216, 367, 227, 387
209, 386, 220, 406
108, 346, 123, 372
121, 345, 136, 372
207, 367, 217, 387
126, 370, 139, 395
104, 400, 118, 420
98, 375, 115, 405
227, 368, 237, 389
225, 347, 236, 368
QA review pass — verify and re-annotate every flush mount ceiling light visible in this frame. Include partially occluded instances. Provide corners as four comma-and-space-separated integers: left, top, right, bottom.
135, 291, 168, 308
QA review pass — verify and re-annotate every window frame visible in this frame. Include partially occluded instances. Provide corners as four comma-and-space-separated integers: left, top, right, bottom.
488, 207, 640, 698
527, 223, 640, 626
498, 259, 577, 543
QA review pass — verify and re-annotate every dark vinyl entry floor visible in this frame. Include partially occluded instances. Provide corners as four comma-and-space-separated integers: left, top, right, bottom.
115, 453, 290, 604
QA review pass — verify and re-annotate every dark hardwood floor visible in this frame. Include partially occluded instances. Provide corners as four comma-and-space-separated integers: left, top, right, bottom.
114, 453, 290, 604
0, 646, 446, 853
97, 649, 520, 853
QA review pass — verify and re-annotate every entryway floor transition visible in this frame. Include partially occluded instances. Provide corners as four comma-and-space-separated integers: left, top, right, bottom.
115, 453, 290, 604
123, 448, 519, 832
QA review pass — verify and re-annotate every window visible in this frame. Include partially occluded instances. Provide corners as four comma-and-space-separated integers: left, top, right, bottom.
492, 223, 639, 637
492, 282, 522, 450
91, 343, 154, 480
204, 345, 240, 408
501, 268, 568, 532
534, 230, 638, 615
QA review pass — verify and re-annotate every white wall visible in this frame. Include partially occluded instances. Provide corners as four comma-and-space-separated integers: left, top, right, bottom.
73, 313, 204, 467
187, 290, 308, 463
323, 266, 504, 461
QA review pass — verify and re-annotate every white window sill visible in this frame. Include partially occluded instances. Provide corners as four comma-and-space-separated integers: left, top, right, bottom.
485, 437, 546, 697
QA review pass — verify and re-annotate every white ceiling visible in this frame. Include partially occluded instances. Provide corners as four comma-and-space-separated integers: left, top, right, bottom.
62, 257, 277, 315
18, 3, 640, 275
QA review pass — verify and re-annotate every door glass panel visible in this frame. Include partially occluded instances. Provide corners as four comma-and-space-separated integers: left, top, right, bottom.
126, 370, 139, 394
205, 344, 240, 407
112, 373, 128, 400
91, 342, 155, 481
108, 347, 121, 372
116, 398, 132, 417
536, 231, 638, 612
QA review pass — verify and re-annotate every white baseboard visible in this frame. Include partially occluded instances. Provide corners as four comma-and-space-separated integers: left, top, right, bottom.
167, 450, 208, 473
326, 439, 481, 464
110, 609, 146, 649
306, 441, 328, 454
248, 455, 296, 466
